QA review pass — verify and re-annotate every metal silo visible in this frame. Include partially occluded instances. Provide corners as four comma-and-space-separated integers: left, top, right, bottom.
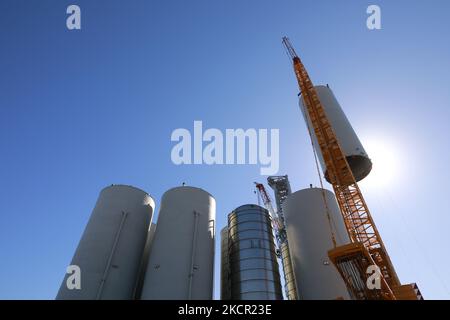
283, 187, 351, 300
228, 204, 283, 300
56, 185, 155, 300
300, 85, 372, 182
140, 186, 216, 300
220, 226, 231, 300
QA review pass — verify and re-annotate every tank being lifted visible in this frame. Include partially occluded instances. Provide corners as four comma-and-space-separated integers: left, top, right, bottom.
56, 185, 155, 300
299, 85, 372, 182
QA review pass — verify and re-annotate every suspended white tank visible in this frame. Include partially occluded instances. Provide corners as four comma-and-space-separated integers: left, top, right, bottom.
283, 187, 351, 300
140, 186, 216, 300
299, 85, 372, 182
56, 185, 155, 300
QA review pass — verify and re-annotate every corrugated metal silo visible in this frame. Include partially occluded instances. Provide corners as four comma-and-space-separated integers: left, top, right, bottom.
299, 85, 372, 182
220, 226, 231, 300
56, 185, 155, 300
140, 186, 216, 300
283, 187, 351, 300
228, 204, 283, 300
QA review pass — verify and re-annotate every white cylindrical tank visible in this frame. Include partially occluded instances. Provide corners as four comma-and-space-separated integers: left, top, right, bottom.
140, 186, 216, 300
283, 187, 351, 300
133, 223, 157, 299
56, 185, 155, 300
300, 85, 372, 182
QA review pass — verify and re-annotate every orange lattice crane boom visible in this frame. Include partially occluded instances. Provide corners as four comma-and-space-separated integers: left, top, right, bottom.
282, 37, 421, 300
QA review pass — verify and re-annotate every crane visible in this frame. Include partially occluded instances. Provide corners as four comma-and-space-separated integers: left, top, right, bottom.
282, 37, 421, 300
254, 182, 281, 233
255, 181, 299, 300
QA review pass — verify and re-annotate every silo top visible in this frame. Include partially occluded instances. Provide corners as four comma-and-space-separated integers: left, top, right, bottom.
283, 187, 350, 247
100, 184, 156, 209
162, 186, 216, 202
231, 204, 267, 213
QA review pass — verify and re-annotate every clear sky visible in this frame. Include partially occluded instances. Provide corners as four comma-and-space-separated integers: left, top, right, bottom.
1, 0, 449, 299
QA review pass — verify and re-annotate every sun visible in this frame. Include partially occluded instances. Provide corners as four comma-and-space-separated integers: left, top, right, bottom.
360, 138, 402, 188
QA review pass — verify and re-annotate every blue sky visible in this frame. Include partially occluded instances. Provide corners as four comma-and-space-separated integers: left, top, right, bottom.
1, 0, 449, 299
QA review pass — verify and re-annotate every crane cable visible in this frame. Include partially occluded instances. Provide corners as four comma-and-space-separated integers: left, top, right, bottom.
302, 101, 338, 248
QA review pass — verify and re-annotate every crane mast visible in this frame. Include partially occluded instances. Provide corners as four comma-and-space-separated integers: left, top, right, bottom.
281, 37, 404, 300
267, 175, 298, 300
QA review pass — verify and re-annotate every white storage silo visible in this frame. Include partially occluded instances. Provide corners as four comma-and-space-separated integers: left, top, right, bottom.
299, 85, 372, 182
56, 185, 155, 300
140, 186, 216, 300
133, 223, 157, 299
283, 187, 351, 300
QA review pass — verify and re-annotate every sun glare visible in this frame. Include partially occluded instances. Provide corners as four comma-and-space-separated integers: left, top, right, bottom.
360, 138, 402, 188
